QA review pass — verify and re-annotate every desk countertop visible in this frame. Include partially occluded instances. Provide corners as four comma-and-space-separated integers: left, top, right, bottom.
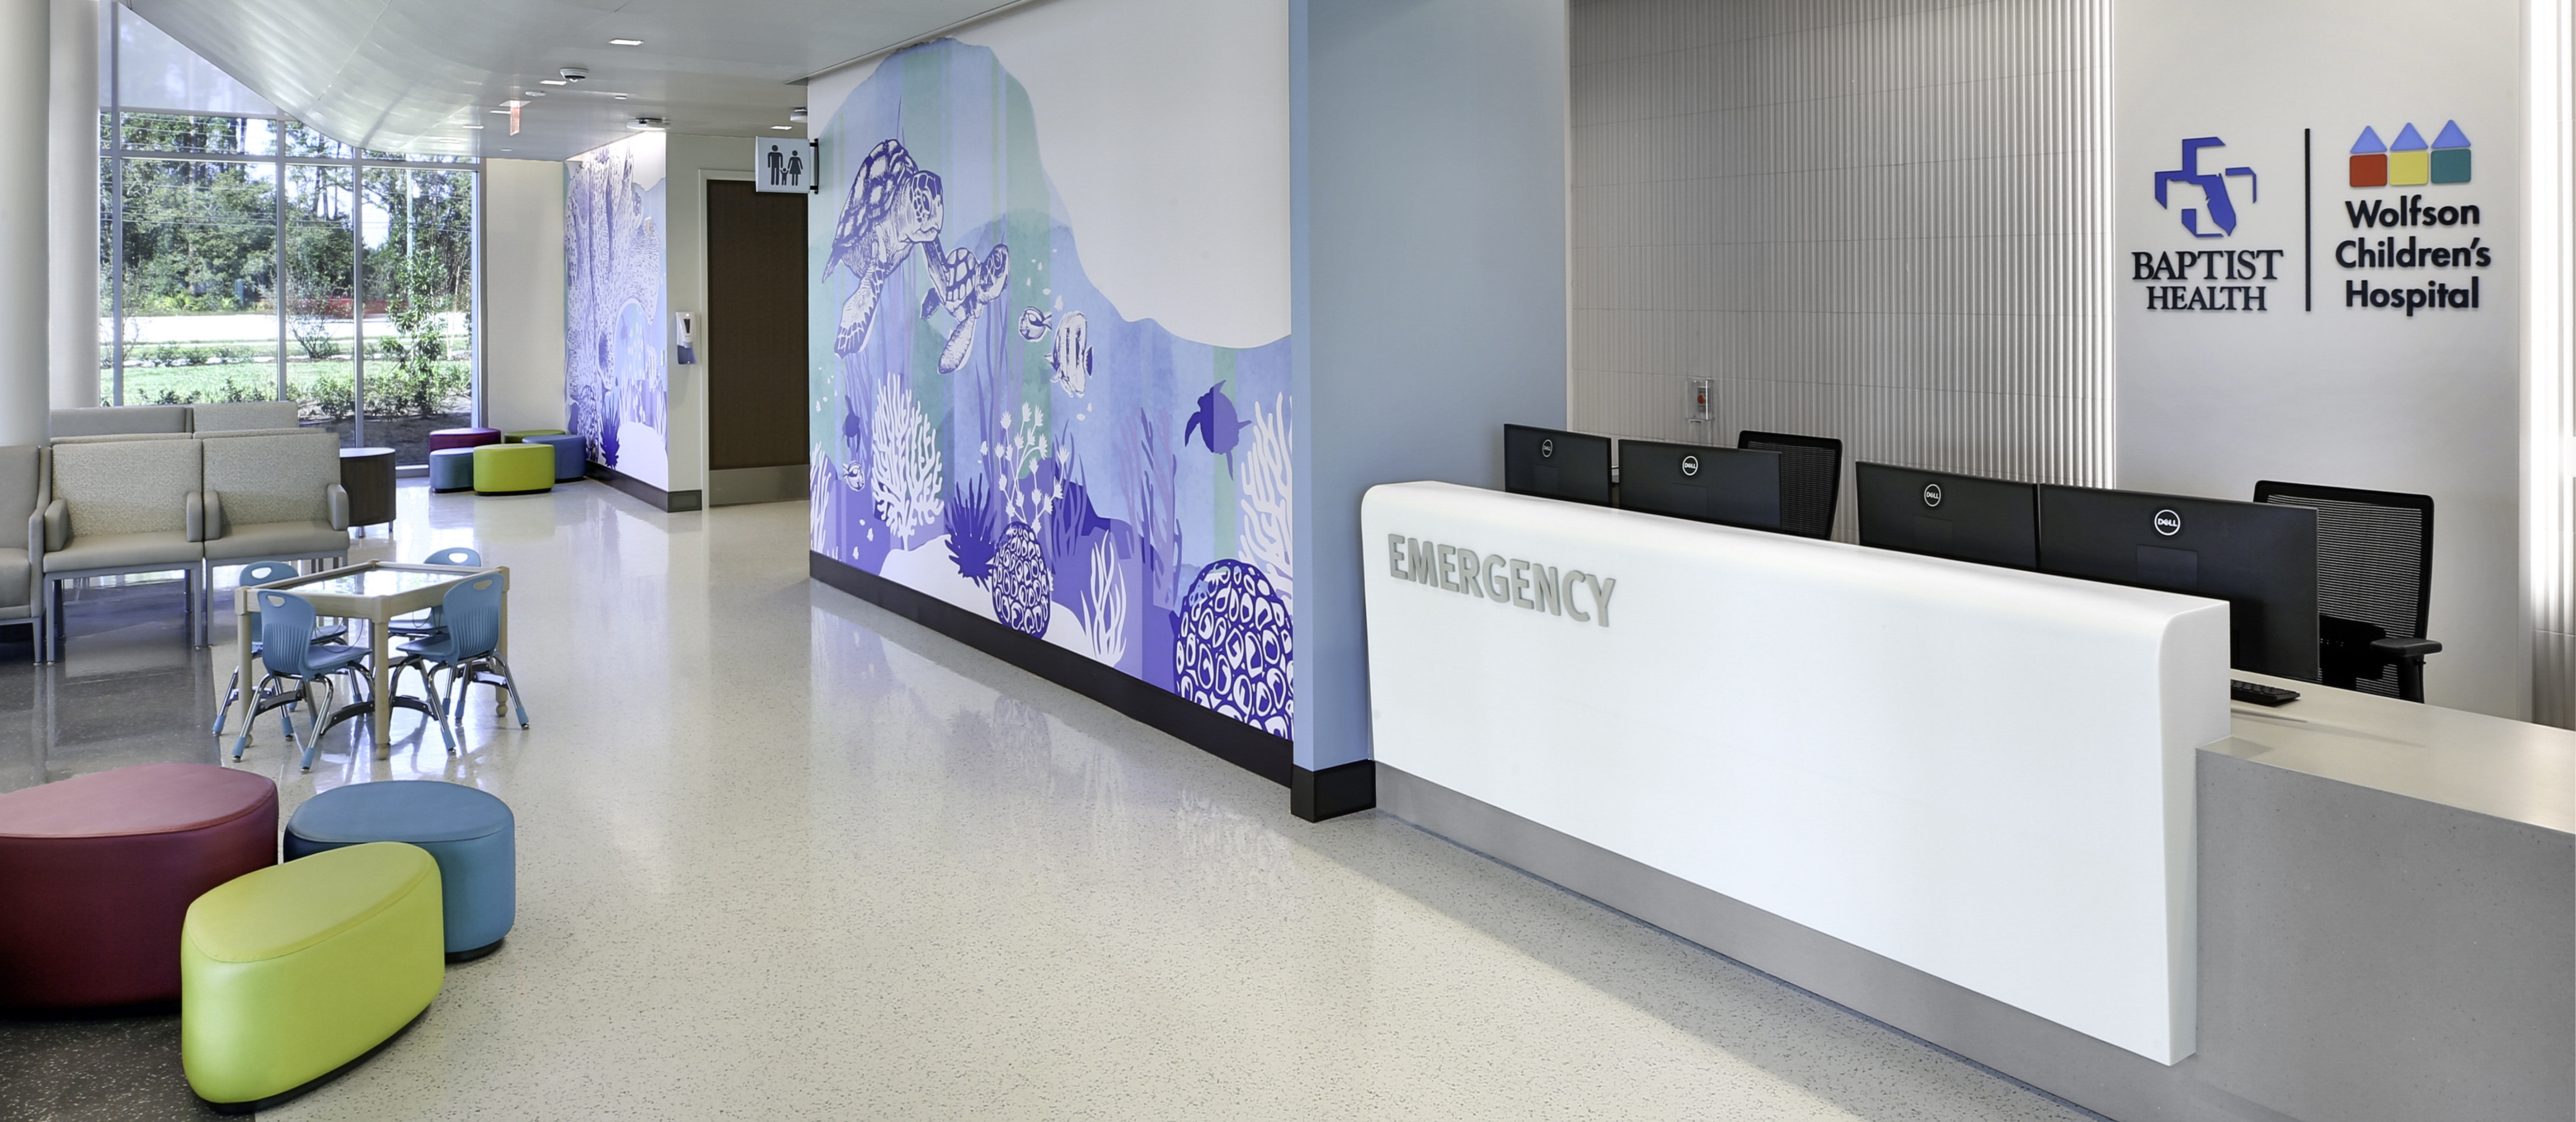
2217, 673, 2575, 834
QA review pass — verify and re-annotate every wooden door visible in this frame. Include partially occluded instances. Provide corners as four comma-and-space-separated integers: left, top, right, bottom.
705, 180, 807, 472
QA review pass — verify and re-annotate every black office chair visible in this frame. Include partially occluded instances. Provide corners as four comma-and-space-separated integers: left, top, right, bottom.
1739, 431, 1843, 539
2253, 481, 2441, 702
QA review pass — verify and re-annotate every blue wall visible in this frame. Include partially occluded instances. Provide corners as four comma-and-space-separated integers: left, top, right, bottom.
1292, 0, 1570, 773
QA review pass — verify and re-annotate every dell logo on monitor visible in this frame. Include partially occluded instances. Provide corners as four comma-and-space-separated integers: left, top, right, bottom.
1922, 483, 1943, 508
1539, 439, 1555, 458
1680, 455, 1700, 477
2153, 508, 2183, 536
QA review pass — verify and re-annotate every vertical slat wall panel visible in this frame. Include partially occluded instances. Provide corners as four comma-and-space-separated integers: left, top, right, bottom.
1568, 0, 2112, 541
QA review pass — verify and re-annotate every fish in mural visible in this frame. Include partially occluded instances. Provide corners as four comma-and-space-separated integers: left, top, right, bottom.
1183, 383, 1249, 458
1048, 311, 1090, 396
921, 240, 1011, 373
1017, 307, 1052, 340
826, 140, 945, 356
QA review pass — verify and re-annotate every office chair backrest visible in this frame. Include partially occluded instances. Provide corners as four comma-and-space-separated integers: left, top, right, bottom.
439, 576, 506, 659
1738, 431, 1843, 539
2254, 480, 2433, 696
424, 547, 482, 567
254, 591, 325, 677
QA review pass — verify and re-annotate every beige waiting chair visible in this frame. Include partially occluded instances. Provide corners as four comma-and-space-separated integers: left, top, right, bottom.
0, 446, 38, 645
198, 433, 349, 623
49, 405, 190, 441
38, 439, 210, 660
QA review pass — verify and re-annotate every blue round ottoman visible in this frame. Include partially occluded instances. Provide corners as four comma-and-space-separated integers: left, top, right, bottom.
284, 780, 514, 962
428, 448, 475, 493
522, 433, 587, 483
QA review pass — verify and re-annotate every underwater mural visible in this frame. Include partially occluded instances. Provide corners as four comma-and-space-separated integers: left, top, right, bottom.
565, 133, 671, 488
810, 39, 1293, 739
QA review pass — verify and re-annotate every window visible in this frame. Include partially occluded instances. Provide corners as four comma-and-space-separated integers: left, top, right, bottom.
99, 3, 479, 465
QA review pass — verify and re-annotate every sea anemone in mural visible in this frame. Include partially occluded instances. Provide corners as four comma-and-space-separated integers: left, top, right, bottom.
991, 521, 1052, 637
945, 475, 1001, 584
1174, 560, 1292, 737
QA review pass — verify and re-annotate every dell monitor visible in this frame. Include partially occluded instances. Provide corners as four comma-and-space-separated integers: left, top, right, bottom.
1854, 463, 2039, 569
1504, 425, 1614, 506
1616, 440, 1781, 530
2036, 485, 2319, 680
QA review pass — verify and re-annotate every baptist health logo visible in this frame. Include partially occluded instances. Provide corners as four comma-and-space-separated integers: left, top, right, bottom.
2135, 136, 2283, 312
2154, 136, 2258, 237
2349, 121, 2470, 188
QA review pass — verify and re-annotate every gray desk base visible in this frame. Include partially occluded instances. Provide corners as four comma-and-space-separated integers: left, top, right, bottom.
1377, 758, 2572, 1122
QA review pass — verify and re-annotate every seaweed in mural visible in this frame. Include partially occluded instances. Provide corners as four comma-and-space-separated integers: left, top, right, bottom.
1084, 535, 1128, 667
1237, 394, 1292, 608
1174, 560, 1293, 737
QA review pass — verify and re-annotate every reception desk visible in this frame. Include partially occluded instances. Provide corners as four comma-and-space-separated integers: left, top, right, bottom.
1360, 482, 2572, 1122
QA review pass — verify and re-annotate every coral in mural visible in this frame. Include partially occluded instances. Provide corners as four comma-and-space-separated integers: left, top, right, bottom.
1084, 536, 1128, 667
1174, 560, 1293, 737
1237, 394, 1292, 608
991, 521, 1051, 637
869, 371, 943, 545
826, 140, 946, 356
922, 242, 1011, 374
1049, 311, 1090, 396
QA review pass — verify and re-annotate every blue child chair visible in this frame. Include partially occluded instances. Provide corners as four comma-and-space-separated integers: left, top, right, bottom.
213, 561, 350, 740
398, 573, 528, 751
390, 547, 484, 641
238, 589, 375, 771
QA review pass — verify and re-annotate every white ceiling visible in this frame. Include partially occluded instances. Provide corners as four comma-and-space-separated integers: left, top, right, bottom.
127, 0, 1025, 161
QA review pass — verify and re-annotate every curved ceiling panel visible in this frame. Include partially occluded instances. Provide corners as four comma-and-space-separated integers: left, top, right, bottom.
127, 0, 1010, 159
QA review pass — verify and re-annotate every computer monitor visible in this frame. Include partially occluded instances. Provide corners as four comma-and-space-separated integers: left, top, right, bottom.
1854, 463, 2038, 569
1616, 439, 1781, 530
2036, 485, 2320, 680
1503, 424, 1612, 506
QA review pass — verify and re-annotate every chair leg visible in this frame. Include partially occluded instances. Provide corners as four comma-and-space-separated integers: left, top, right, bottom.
489, 657, 530, 728
294, 683, 323, 772
212, 666, 241, 735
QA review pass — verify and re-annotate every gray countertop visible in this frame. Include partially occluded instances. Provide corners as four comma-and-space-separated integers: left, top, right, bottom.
2211, 672, 2575, 834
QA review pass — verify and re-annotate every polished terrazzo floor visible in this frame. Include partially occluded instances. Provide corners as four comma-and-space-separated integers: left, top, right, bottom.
1, 479, 2099, 1122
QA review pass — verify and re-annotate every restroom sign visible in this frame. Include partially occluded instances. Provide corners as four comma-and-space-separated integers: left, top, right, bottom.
755, 138, 815, 193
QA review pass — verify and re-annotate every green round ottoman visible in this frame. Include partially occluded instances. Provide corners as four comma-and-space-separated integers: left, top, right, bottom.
181, 841, 444, 1114
471, 443, 555, 496
501, 428, 565, 443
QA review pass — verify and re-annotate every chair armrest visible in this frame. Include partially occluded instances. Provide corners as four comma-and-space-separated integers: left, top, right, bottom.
42, 499, 65, 553
2370, 635, 2443, 661
326, 483, 349, 531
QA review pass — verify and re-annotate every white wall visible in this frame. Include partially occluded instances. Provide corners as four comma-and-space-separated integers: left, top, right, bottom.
1567, 0, 2117, 540
658, 133, 759, 497
480, 158, 566, 435
2115, 0, 2529, 718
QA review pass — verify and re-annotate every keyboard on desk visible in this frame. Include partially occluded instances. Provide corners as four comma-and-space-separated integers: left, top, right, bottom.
2231, 679, 2300, 707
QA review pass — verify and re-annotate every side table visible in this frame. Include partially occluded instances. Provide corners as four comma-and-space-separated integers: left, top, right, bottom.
339, 446, 396, 536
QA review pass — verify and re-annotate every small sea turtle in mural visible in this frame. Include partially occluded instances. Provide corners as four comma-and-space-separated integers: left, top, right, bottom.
1183, 383, 1248, 458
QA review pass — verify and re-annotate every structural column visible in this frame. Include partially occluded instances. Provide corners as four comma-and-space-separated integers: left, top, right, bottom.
48, 0, 95, 413
0, 0, 52, 445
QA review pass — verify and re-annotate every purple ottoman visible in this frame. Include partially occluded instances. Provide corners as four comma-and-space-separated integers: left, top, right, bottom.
0, 763, 279, 1009
425, 427, 502, 455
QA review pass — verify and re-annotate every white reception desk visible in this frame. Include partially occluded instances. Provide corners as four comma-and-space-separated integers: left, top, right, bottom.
1359, 481, 2232, 1064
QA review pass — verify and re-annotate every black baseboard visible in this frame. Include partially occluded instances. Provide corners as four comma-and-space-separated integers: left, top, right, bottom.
1292, 760, 1376, 822
587, 463, 702, 512
810, 553, 1294, 787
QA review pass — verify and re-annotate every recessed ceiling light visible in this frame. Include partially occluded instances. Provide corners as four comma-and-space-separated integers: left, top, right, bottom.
500, 148, 513, 152
462, 124, 484, 130
608, 38, 643, 47
522, 90, 545, 97
539, 79, 568, 86
612, 94, 629, 101
770, 125, 791, 131
489, 108, 510, 114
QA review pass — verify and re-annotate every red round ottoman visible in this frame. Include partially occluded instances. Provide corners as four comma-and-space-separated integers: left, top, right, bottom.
425, 427, 502, 454
0, 763, 277, 1009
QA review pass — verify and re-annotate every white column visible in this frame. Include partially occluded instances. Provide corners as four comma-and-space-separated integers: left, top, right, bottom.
47, 0, 94, 413
0, 0, 51, 445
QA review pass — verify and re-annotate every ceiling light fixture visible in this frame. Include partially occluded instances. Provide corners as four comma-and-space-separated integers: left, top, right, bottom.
489, 108, 510, 114
462, 124, 484, 129
770, 125, 792, 131
539, 79, 567, 86
790, 107, 809, 123
608, 38, 643, 47
522, 90, 545, 97
612, 94, 629, 101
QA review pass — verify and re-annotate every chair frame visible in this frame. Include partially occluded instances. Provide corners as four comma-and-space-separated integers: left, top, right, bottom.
1737, 430, 1845, 540
2253, 480, 2440, 702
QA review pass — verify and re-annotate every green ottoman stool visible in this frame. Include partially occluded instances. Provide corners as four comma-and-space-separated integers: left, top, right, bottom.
501, 428, 565, 443
471, 443, 554, 496
181, 841, 444, 1114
